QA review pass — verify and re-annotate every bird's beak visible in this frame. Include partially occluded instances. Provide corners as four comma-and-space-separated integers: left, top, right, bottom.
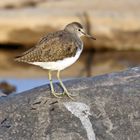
82, 31, 96, 40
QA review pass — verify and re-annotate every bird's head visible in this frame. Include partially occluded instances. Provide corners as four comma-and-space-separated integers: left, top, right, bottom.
64, 22, 96, 40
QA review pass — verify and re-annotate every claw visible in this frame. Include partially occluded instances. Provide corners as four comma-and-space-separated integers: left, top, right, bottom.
52, 92, 62, 98
54, 92, 64, 96
63, 91, 75, 100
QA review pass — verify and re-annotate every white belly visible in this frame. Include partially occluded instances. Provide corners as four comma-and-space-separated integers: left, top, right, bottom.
31, 49, 82, 71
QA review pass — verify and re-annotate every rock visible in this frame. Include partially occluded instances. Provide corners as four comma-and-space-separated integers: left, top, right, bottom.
0, 81, 16, 95
0, 0, 140, 50
0, 67, 140, 140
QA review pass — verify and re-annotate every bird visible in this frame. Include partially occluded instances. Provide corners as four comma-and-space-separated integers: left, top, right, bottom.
15, 22, 96, 99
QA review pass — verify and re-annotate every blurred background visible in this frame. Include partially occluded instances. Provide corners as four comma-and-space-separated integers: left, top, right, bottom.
0, 0, 140, 95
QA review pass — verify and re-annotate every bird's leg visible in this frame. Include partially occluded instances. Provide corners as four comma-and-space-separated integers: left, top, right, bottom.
48, 70, 62, 98
57, 70, 74, 100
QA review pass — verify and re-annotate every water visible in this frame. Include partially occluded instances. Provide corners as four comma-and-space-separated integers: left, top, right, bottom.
0, 51, 140, 95
0, 78, 49, 93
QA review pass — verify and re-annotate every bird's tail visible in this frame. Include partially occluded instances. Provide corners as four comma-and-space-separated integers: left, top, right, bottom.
14, 55, 25, 62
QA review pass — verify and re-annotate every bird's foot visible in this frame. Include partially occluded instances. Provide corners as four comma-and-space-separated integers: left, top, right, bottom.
52, 91, 76, 100
63, 91, 76, 100
52, 92, 63, 98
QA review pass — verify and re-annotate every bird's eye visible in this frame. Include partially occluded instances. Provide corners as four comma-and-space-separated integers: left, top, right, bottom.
78, 29, 81, 31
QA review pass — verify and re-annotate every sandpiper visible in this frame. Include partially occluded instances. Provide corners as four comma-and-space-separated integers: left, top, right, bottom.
15, 22, 96, 99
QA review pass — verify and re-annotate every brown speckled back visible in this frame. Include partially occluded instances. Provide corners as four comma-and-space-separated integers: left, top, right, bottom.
15, 30, 83, 63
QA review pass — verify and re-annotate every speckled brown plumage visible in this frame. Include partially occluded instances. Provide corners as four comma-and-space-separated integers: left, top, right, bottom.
15, 30, 82, 63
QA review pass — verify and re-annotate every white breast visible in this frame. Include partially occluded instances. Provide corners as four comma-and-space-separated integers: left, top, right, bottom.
31, 49, 82, 71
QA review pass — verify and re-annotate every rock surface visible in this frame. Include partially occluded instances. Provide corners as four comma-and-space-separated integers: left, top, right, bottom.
0, 67, 140, 140
0, 0, 140, 50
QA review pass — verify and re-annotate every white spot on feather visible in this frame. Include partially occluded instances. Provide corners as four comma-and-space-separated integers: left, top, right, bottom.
64, 102, 96, 140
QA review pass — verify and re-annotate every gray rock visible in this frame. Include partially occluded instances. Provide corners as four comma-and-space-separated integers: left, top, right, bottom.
0, 67, 140, 140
